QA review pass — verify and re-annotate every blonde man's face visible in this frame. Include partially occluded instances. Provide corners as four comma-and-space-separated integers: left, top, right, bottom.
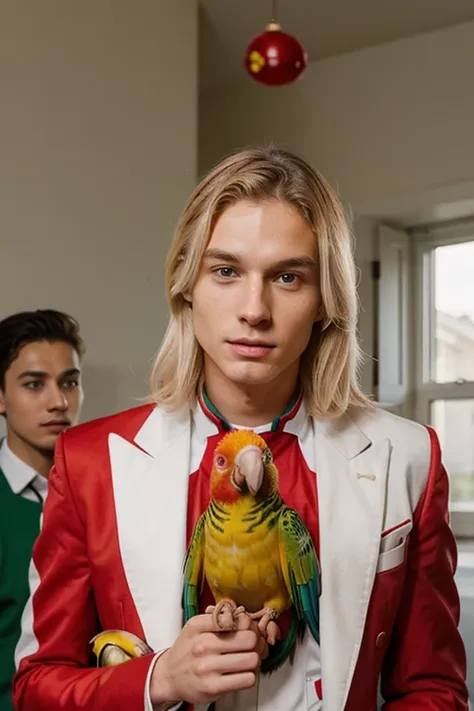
191, 199, 322, 393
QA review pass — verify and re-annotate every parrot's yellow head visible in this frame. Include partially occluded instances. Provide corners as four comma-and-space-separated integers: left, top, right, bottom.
210, 429, 278, 504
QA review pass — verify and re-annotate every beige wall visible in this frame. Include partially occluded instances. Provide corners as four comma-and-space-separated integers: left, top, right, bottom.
0, 1, 198, 421
200, 20, 474, 211
199, 20, 474, 393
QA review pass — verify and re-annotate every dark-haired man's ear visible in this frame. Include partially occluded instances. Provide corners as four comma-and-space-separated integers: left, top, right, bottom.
0, 389, 6, 415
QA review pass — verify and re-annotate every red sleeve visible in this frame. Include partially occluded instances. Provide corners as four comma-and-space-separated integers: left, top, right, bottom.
12, 435, 155, 711
381, 428, 468, 710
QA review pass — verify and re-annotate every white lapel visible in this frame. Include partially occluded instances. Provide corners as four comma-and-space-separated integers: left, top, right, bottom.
109, 405, 191, 652
314, 412, 391, 711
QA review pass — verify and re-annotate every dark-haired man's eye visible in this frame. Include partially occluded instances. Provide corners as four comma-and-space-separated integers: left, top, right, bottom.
25, 381, 42, 391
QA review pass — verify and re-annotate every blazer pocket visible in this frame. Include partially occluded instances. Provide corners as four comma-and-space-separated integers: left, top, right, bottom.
376, 537, 408, 574
380, 520, 412, 554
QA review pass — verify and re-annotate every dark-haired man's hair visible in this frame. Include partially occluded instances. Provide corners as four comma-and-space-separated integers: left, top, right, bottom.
0, 309, 85, 389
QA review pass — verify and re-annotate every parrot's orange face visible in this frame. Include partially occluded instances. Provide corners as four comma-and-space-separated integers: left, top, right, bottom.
210, 429, 276, 504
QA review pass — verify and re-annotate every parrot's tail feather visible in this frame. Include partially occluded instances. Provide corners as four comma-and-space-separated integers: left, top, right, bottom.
300, 586, 320, 644
182, 581, 199, 623
261, 614, 301, 675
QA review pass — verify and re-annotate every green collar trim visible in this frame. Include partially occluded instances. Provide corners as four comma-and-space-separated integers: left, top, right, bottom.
201, 388, 300, 432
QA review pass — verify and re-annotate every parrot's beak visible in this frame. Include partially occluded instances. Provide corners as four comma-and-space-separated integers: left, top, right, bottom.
233, 445, 264, 496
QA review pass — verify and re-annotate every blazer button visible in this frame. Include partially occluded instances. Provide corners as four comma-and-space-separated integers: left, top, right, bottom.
376, 632, 387, 649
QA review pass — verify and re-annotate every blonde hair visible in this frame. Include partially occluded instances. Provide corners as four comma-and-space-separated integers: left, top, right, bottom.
150, 145, 372, 417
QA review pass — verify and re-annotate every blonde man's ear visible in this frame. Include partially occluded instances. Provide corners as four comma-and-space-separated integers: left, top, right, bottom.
314, 306, 325, 323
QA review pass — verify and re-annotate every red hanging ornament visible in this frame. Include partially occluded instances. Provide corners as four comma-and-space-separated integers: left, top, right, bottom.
244, 2, 307, 86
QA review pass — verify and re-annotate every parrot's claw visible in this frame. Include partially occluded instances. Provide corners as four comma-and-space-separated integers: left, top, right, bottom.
206, 599, 245, 631
249, 608, 280, 645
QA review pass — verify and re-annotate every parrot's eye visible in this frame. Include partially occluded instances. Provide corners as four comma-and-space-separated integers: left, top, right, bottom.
215, 454, 227, 469
262, 448, 272, 464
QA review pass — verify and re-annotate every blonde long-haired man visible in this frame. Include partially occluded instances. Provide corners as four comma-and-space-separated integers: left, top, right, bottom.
13, 147, 468, 711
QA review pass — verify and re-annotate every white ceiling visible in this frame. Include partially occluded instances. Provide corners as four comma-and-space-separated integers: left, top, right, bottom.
199, 0, 474, 90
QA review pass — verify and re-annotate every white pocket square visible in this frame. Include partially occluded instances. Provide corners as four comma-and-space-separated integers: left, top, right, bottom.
377, 519, 412, 573
376, 538, 408, 573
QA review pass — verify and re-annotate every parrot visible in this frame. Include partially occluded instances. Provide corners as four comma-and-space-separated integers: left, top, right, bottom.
90, 630, 152, 667
182, 429, 320, 673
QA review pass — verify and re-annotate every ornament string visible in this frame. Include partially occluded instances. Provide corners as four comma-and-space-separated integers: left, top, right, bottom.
272, 0, 277, 23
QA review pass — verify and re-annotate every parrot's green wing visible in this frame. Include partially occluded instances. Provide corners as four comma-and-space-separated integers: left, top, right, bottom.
182, 512, 206, 623
278, 507, 320, 644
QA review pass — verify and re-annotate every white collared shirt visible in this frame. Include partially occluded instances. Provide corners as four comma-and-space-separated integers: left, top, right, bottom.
0, 438, 48, 504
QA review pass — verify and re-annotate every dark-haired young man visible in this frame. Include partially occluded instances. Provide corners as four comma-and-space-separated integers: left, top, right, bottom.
0, 309, 85, 711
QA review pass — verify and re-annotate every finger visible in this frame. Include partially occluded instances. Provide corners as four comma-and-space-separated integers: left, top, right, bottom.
186, 613, 229, 635
254, 633, 269, 660
220, 629, 268, 659
235, 614, 270, 650
247, 617, 269, 642
202, 651, 261, 676
188, 611, 255, 635
198, 630, 260, 655
209, 671, 258, 696
235, 616, 269, 657
186, 612, 266, 649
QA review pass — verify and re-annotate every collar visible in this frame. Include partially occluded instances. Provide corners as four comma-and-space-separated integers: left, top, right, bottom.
0, 437, 42, 495
192, 389, 310, 443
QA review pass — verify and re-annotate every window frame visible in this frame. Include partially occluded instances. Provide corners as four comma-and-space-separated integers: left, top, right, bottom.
412, 222, 474, 537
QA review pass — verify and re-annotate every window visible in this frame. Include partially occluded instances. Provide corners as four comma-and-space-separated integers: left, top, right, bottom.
414, 227, 474, 537
431, 399, 474, 501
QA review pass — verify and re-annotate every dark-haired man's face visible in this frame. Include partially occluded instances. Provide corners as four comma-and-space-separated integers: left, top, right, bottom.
0, 340, 83, 459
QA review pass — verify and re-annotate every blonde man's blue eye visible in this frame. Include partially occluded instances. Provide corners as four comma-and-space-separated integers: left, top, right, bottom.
217, 267, 235, 278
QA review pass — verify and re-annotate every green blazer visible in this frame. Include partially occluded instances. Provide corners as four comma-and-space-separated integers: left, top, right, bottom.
0, 468, 41, 711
